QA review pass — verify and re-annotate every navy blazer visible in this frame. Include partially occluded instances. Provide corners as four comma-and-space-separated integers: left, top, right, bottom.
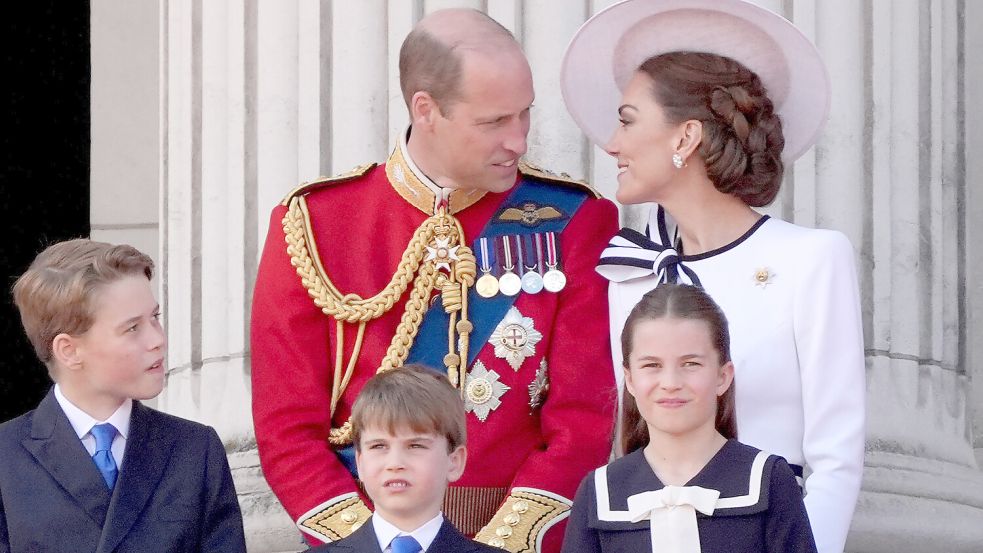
0, 390, 246, 553
307, 517, 505, 553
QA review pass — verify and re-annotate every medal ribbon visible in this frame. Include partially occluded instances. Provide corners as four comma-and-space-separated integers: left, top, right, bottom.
514, 234, 528, 275
522, 234, 538, 272
534, 233, 545, 273
545, 231, 560, 268
479, 237, 493, 273
501, 235, 515, 272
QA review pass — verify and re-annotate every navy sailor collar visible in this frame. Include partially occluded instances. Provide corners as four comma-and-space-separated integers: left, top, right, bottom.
591, 439, 777, 528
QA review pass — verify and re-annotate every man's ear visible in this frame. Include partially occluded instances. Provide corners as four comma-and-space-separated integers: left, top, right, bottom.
51, 333, 84, 372
410, 91, 440, 130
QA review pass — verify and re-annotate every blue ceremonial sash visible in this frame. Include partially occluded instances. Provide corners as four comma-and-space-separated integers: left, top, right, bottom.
405, 177, 590, 370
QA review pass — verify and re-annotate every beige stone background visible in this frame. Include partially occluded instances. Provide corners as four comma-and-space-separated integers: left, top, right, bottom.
90, 0, 983, 551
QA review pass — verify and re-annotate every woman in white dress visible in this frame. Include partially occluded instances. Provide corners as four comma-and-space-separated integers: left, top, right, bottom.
560, 1, 865, 552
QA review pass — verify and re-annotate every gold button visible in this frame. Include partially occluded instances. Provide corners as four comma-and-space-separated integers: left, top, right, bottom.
512, 500, 529, 514
339, 510, 357, 524
504, 512, 521, 526
755, 269, 769, 282
489, 537, 506, 548
496, 526, 513, 538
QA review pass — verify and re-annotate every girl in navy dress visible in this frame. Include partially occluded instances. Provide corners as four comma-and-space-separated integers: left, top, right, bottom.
561, 284, 816, 553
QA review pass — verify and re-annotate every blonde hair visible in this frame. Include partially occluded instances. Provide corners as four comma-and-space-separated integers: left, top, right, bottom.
12, 238, 154, 365
351, 364, 466, 452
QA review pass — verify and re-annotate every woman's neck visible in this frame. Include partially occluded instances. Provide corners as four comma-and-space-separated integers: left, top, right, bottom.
642, 425, 727, 486
658, 175, 763, 256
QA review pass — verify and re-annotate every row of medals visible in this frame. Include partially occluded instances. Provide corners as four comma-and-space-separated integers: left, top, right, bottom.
474, 233, 566, 298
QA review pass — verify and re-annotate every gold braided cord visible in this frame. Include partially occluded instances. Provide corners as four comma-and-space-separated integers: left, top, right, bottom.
285, 197, 443, 323
283, 198, 475, 447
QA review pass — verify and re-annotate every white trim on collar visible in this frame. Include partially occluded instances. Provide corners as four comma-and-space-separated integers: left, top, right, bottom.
594, 450, 770, 522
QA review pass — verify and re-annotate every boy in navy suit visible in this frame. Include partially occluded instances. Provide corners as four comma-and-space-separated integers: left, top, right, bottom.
0, 239, 245, 553
308, 365, 504, 553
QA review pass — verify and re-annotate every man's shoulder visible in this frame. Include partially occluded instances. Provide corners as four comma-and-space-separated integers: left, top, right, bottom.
280, 162, 381, 206
0, 408, 33, 443
517, 160, 602, 199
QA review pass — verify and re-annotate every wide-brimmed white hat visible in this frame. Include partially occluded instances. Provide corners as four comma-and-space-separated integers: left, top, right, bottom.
561, 0, 830, 163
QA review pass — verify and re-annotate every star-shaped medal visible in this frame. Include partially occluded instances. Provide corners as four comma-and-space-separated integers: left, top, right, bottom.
426, 236, 460, 272
489, 307, 543, 371
464, 361, 510, 422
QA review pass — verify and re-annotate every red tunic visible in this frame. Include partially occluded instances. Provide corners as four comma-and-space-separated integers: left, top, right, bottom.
251, 151, 618, 552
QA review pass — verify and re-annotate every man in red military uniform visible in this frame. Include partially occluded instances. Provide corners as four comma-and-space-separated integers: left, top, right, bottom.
251, 9, 617, 553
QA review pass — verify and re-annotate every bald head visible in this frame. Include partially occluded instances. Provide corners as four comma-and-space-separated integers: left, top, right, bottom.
399, 8, 522, 114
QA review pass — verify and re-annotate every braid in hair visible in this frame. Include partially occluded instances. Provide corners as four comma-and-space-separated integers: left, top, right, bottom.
639, 52, 786, 207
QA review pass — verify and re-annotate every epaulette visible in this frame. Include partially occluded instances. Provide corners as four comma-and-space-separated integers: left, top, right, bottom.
518, 160, 601, 199
279, 163, 377, 206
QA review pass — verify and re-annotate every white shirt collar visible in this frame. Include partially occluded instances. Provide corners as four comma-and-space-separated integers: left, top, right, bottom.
372, 511, 444, 552
54, 383, 133, 440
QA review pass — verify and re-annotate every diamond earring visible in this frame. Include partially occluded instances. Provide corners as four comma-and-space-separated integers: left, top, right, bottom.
672, 152, 684, 169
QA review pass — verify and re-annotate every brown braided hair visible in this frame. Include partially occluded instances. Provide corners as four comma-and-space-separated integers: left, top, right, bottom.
638, 52, 785, 207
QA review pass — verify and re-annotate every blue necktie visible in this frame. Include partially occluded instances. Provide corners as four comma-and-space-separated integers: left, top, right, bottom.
390, 535, 422, 553
90, 423, 119, 489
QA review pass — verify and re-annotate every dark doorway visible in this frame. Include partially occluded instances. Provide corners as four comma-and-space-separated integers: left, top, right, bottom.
0, 2, 91, 423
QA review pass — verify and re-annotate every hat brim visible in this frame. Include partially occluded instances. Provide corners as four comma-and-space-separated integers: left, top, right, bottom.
561, 0, 830, 163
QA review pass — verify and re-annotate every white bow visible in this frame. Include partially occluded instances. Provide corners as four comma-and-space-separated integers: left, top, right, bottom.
627, 485, 721, 553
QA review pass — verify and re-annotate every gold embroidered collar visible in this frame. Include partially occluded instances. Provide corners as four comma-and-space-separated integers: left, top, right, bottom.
386, 128, 486, 215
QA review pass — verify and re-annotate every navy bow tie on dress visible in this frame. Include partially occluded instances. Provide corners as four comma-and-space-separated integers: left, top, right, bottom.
390, 535, 422, 553
90, 423, 119, 490
596, 206, 702, 287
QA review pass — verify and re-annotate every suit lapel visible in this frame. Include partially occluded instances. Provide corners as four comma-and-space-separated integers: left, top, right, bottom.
429, 519, 481, 552
22, 390, 113, 527
97, 402, 174, 553
334, 519, 383, 552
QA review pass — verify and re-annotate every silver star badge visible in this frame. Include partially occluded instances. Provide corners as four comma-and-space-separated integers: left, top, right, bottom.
489, 307, 543, 371
464, 361, 510, 422
528, 359, 549, 412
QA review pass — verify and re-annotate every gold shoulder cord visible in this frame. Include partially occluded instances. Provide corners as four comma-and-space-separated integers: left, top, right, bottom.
282, 198, 476, 445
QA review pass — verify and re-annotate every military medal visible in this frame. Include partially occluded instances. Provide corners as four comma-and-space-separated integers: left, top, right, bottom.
475, 237, 499, 298
517, 234, 544, 294
464, 360, 510, 422
542, 231, 567, 292
490, 306, 543, 370
498, 236, 522, 296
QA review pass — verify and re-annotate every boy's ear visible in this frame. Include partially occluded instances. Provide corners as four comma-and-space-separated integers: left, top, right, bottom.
51, 333, 84, 372
447, 445, 467, 483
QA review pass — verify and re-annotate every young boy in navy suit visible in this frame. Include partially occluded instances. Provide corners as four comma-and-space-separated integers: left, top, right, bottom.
0, 239, 245, 553
307, 365, 504, 553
